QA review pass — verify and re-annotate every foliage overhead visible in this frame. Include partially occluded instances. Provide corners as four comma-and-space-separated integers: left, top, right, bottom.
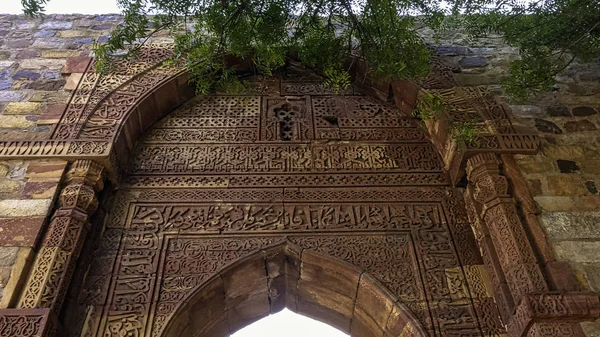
23, 0, 600, 98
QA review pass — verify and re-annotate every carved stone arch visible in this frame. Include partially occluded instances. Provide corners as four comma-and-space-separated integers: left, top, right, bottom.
161, 241, 427, 337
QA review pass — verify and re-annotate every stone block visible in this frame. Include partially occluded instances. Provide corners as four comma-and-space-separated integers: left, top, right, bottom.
11, 70, 41, 80
546, 105, 571, 117
0, 51, 10, 60
74, 38, 95, 44
547, 175, 587, 196
15, 50, 40, 59
28, 91, 70, 103
64, 73, 83, 91
0, 116, 35, 129
535, 118, 563, 134
28, 79, 66, 91
572, 106, 599, 116
435, 45, 471, 56
0, 80, 11, 90
21, 182, 57, 199
24, 161, 67, 181
57, 30, 100, 38
4, 102, 43, 115
0, 199, 53, 217
33, 30, 56, 38
0, 247, 18, 267
0, 179, 23, 198
6, 39, 33, 48
40, 50, 81, 58
509, 105, 543, 118
0, 217, 46, 247
353, 273, 396, 335
555, 241, 600, 264
534, 196, 576, 212
31, 38, 69, 49
540, 211, 600, 241
564, 120, 597, 132
15, 22, 36, 30
459, 56, 487, 68
542, 145, 585, 160
39, 21, 73, 30
61, 56, 91, 74
37, 104, 66, 125
20, 58, 65, 70
0, 61, 15, 68
0, 91, 26, 102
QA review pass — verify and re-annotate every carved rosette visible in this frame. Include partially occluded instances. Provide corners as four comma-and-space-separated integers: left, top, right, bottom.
17, 160, 105, 329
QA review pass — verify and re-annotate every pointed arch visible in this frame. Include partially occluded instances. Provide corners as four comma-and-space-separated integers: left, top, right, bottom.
161, 241, 426, 337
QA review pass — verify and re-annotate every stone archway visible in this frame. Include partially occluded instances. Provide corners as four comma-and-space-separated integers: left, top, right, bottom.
0, 46, 598, 337
161, 241, 426, 337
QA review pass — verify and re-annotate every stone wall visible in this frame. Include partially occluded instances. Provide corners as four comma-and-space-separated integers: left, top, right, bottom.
1, 13, 600, 335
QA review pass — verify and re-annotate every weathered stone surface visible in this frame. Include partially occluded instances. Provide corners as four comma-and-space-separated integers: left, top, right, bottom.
4, 102, 42, 115
542, 145, 586, 159
535, 118, 563, 134
40, 50, 81, 59
20, 58, 65, 70
33, 30, 56, 38
572, 106, 599, 116
564, 120, 597, 132
0, 217, 46, 247
61, 56, 91, 74
24, 161, 68, 181
546, 105, 571, 117
64, 73, 83, 91
6, 39, 32, 48
459, 56, 487, 68
435, 45, 471, 56
37, 104, 66, 124
534, 196, 576, 212
21, 182, 57, 199
31, 38, 70, 49
0, 116, 35, 128
541, 211, 600, 241
12, 70, 41, 80
510, 105, 543, 118
0, 179, 23, 197
0, 91, 26, 102
0, 199, 52, 217
555, 241, 600, 264
547, 175, 588, 196
39, 21, 73, 30
0, 80, 11, 90
0, 247, 18, 267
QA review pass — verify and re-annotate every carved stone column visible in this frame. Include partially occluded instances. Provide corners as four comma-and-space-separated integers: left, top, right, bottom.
466, 153, 599, 337
4, 160, 105, 335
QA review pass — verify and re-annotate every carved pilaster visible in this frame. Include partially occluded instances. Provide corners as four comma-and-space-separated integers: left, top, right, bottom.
18, 160, 105, 315
466, 153, 600, 336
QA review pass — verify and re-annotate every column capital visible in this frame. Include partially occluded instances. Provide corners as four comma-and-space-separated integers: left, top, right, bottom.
65, 159, 105, 192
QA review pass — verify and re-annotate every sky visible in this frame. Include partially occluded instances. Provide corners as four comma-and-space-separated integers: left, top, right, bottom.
3, 0, 121, 14
232, 309, 348, 337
